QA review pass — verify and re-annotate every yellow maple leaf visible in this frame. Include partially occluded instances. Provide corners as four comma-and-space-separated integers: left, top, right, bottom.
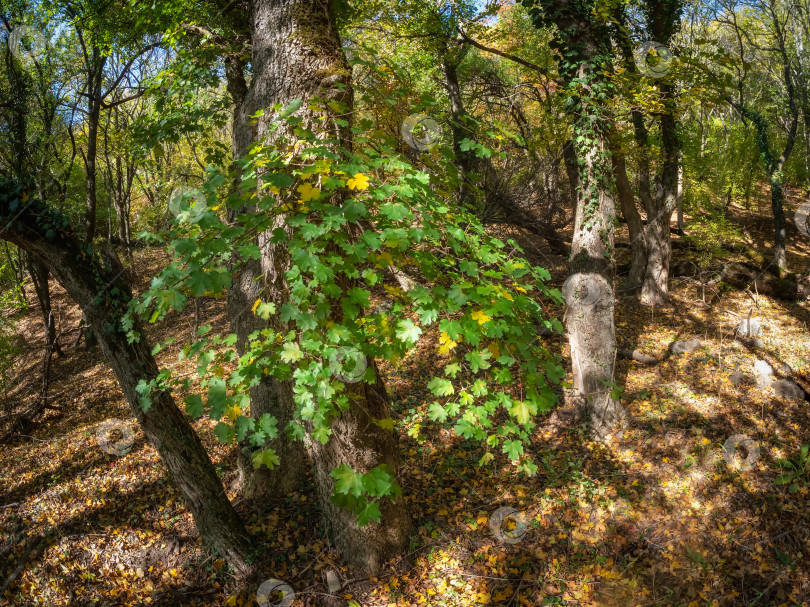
296, 182, 321, 202
438, 331, 458, 354
226, 405, 242, 421
471, 309, 492, 325
347, 172, 370, 190
488, 342, 500, 359
375, 251, 394, 267
252, 299, 261, 314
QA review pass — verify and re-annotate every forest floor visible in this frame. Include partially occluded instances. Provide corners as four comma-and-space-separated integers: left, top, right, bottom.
1, 189, 810, 607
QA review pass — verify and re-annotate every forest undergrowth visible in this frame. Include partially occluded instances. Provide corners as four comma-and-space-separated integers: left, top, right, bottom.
1, 190, 810, 606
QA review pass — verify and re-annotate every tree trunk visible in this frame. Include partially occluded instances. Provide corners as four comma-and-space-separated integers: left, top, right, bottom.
0, 180, 255, 575
770, 176, 788, 273
25, 253, 61, 356
562, 139, 579, 205
83, 49, 105, 244
441, 56, 477, 211
610, 138, 646, 287
536, 0, 626, 438
224, 50, 307, 503
229, 0, 410, 571
675, 158, 684, 233
640, 87, 679, 306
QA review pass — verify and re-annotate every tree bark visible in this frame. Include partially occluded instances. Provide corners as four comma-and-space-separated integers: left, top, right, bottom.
533, 0, 626, 438
441, 55, 478, 211
228, 0, 410, 572
610, 137, 646, 287
83, 47, 105, 244
25, 253, 61, 356
0, 180, 255, 576
640, 103, 678, 306
639, 0, 683, 305
223, 45, 307, 504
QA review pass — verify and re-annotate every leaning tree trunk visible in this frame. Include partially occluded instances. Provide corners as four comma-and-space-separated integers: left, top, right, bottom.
537, 0, 626, 438
229, 0, 410, 572
0, 179, 254, 576
441, 55, 478, 211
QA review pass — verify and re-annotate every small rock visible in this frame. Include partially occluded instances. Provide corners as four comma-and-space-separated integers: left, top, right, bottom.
772, 379, 806, 401
326, 570, 341, 594
753, 359, 774, 388
736, 317, 762, 337
777, 362, 793, 375
372, 300, 393, 315
670, 338, 702, 354
729, 370, 747, 386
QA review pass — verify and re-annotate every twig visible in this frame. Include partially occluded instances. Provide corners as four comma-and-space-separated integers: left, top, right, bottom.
0, 534, 46, 595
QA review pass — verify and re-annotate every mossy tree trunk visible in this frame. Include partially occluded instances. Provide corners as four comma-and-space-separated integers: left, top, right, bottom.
526, 0, 626, 437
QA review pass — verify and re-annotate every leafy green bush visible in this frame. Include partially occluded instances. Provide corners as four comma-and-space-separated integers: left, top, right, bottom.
130, 100, 565, 522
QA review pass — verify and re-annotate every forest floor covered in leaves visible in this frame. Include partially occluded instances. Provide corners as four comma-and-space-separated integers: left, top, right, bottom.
2, 191, 810, 607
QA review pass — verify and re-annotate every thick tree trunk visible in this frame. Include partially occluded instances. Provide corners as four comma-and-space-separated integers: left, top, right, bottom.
0, 181, 255, 575
229, 0, 410, 571
304, 363, 410, 574
224, 47, 306, 503
610, 140, 646, 287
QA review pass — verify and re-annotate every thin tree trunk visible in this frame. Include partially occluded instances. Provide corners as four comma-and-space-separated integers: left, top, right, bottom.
610, 137, 646, 287
83, 49, 105, 244
25, 253, 61, 356
441, 56, 477, 211
0, 181, 255, 576
675, 158, 684, 233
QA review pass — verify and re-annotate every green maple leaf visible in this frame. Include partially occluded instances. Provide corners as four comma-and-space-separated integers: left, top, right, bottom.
357, 501, 382, 526
427, 377, 454, 397
362, 465, 394, 497
252, 449, 280, 470
184, 394, 204, 419
396, 319, 422, 345
502, 439, 524, 461
428, 402, 448, 422
330, 464, 364, 496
